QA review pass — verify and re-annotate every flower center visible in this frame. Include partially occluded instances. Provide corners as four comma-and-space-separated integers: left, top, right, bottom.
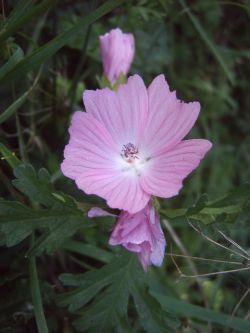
121, 143, 139, 163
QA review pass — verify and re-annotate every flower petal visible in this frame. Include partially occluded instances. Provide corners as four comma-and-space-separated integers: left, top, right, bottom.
88, 207, 116, 218
61, 111, 149, 214
140, 74, 200, 156
83, 74, 148, 147
109, 202, 166, 271
140, 139, 212, 198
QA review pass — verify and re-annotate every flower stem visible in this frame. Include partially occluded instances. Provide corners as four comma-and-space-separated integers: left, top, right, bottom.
29, 234, 49, 333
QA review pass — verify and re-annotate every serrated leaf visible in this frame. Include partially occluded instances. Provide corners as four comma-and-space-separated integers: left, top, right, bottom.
58, 252, 177, 332
132, 285, 174, 333
0, 163, 92, 254
58, 252, 132, 312
12, 164, 56, 206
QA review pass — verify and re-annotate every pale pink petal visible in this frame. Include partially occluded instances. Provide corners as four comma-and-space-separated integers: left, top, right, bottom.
83, 75, 148, 147
61, 111, 118, 179
99, 28, 135, 83
109, 202, 166, 271
140, 139, 212, 198
76, 171, 150, 214
88, 207, 116, 218
61, 111, 149, 214
137, 242, 151, 271
140, 75, 200, 156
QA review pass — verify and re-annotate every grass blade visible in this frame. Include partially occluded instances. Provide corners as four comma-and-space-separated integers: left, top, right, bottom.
0, 0, 54, 44
178, 0, 234, 85
152, 293, 250, 333
0, 45, 24, 80
0, 68, 41, 124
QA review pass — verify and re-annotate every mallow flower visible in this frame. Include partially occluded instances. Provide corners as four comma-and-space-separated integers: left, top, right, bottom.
99, 28, 135, 84
88, 202, 166, 271
61, 74, 212, 214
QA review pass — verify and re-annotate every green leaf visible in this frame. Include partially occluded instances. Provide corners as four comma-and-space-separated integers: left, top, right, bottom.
186, 193, 208, 216
161, 185, 250, 225
0, 0, 54, 44
0, 198, 91, 251
0, 142, 21, 168
58, 252, 177, 333
0, 200, 42, 246
62, 239, 114, 263
0, 163, 92, 254
58, 252, 133, 313
0, 68, 40, 124
12, 164, 56, 206
132, 285, 176, 333
0, 44, 24, 80
152, 292, 250, 333
1, 0, 124, 85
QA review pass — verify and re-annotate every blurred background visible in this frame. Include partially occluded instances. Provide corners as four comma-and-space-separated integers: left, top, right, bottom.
0, 1, 250, 332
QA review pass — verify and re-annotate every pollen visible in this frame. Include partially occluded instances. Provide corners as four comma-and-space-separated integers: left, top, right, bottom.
121, 143, 139, 163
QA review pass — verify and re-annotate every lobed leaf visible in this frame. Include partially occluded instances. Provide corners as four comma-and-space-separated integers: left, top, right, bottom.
58, 252, 178, 333
0, 163, 92, 254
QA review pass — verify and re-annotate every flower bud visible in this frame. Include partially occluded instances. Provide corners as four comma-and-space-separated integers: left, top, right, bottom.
99, 28, 135, 84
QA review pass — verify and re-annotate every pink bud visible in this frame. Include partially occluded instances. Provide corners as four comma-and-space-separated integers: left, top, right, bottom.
99, 28, 135, 84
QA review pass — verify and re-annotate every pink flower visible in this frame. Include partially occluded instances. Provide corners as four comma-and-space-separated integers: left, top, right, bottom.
110, 202, 166, 271
99, 28, 135, 84
61, 74, 212, 214
88, 202, 166, 271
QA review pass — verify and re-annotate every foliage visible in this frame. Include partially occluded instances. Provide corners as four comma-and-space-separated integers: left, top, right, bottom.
0, 1, 250, 333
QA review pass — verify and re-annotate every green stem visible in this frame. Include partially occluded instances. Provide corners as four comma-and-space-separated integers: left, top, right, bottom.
29, 234, 49, 333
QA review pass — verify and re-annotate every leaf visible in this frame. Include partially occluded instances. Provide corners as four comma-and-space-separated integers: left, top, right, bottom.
0, 44, 24, 80
0, 68, 40, 124
62, 239, 114, 263
0, 200, 42, 246
186, 193, 208, 216
152, 292, 250, 333
12, 164, 56, 206
58, 252, 178, 332
58, 252, 133, 312
161, 185, 250, 225
0, 163, 92, 254
0, 0, 54, 44
132, 285, 176, 333
1, 0, 124, 85
0, 143, 21, 168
